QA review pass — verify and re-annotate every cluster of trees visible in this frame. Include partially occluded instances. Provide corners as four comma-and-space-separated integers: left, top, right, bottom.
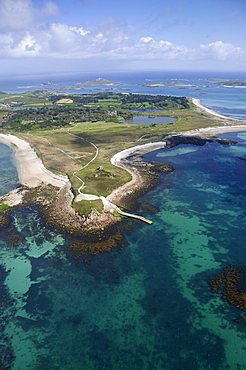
49, 93, 116, 105
6, 93, 190, 131
7, 105, 121, 131
121, 94, 189, 109
49, 93, 189, 109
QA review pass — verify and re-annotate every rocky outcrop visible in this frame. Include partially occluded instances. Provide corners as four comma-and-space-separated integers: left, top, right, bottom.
165, 134, 237, 148
210, 266, 246, 311
42, 183, 119, 239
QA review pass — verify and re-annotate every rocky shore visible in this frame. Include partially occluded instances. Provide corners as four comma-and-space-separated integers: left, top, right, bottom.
108, 154, 174, 209
0, 212, 9, 229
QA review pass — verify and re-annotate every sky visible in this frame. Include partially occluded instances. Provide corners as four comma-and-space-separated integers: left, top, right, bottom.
0, 0, 245, 75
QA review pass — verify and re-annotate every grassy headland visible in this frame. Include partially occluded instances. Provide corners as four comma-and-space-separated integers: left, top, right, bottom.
0, 91, 234, 215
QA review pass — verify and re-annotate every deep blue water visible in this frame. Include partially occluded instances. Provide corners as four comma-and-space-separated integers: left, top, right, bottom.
0, 71, 246, 119
0, 131, 245, 369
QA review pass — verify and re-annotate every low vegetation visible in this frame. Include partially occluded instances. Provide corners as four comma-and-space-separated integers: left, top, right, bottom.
0, 91, 224, 215
0, 204, 10, 212
2, 92, 190, 131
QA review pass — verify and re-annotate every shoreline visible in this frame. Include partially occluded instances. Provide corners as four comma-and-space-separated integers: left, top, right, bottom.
0, 133, 68, 189
192, 98, 244, 122
0, 107, 246, 234
107, 124, 246, 205
108, 142, 166, 204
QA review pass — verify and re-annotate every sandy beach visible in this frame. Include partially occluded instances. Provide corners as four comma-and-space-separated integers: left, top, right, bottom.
187, 125, 246, 136
108, 142, 166, 203
0, 133, 68, 189
192, 98, 242, 121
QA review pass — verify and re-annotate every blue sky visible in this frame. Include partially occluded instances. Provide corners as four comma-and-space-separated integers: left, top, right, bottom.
0, 0, 245, 75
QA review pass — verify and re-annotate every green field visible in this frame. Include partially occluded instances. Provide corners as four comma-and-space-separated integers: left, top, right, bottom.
0, 91, 229, 215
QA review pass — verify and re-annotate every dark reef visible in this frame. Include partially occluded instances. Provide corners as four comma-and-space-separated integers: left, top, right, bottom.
210, 266, 246, 310
0, 211, 9, 229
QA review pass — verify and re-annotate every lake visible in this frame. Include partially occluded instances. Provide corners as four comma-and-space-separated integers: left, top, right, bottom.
125, 115, 176, 125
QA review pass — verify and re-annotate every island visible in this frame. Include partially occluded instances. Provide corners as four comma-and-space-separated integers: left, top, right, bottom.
217, 80, 246, 88
80, 77, 120, 86
144, 81, 196, 88
0, 91, 245, 240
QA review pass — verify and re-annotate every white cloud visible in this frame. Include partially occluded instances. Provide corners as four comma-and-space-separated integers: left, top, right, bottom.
200, 41, 243, 60
69, 26, 90, 37
0, 16, 243, 64
9, 34, 41, 57
137, 37, 190, 60
0, 0, 59, 31
140, 36, 154, 44
0, 33, 13, 46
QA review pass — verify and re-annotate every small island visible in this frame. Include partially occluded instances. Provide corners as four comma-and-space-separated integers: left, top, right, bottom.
80, 77, 120, 86
217, 80, 246, 88
144, 81, 196, 88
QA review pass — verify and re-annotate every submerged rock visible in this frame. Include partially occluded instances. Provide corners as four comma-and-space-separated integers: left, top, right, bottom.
209, 266, 246, 311
0, 212, 9, 228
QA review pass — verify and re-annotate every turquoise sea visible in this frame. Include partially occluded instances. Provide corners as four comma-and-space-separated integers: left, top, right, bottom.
0, 74, 245, 369
0, 143, 19, 196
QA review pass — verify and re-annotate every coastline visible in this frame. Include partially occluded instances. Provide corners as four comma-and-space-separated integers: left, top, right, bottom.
192, 98, 243, 122
185, 124, 246, 136
108, 142, 166, 204
0, 104, 246, 235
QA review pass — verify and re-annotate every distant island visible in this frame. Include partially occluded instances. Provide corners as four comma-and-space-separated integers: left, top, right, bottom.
42, 81, 53, 86
218, 80, 246, 88
144, 81, 196, 88
80, 77, 120, 86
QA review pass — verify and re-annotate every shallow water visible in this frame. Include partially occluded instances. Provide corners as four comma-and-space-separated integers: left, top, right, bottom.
0, 132, 245, 369
0, 143, 19, 196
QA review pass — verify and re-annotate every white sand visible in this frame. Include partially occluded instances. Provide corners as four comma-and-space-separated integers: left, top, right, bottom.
186, 125, 246, 136
0, 133, 68, 188
192, 98, 242, 121
111, 142, 166, 167
108, 142, 167, 202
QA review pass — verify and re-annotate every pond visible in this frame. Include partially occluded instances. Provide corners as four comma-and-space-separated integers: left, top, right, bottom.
124, 115, 176, 125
